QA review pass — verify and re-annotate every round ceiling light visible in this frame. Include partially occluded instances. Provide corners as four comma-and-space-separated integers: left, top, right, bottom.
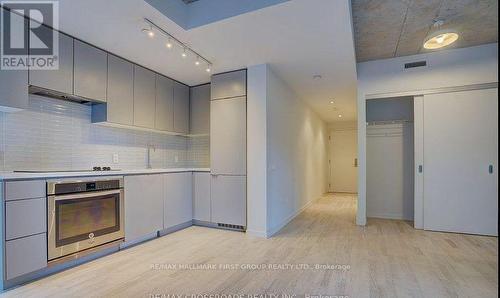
424, 32, 459, 49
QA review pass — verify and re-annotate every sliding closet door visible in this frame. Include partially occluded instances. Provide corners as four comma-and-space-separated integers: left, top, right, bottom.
423, 88, 498, 236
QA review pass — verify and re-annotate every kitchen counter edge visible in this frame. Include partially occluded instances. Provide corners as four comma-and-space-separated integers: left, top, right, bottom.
0, 168, 211, 181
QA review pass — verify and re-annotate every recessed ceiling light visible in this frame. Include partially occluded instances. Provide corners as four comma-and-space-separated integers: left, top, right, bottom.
330, 101, 334, 104
338, 114, 343, 118
424, 32, 459, 49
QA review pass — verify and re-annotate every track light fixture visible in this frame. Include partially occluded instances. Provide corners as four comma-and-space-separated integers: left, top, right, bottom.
142, 18, 213, 73
142, 25, 154, 38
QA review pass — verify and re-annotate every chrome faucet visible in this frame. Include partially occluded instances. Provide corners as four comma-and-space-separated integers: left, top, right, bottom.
147, 144, 156, 169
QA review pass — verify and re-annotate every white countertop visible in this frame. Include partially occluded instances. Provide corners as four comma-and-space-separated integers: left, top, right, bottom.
0, 168, 210, 180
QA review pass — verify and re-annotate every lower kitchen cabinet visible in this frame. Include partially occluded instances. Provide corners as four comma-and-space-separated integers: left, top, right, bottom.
124, 174, 164, 242
193, 172, 211, 222
211, 175, 246, 226
164, 173, 193, 229
5, 233, 47, 280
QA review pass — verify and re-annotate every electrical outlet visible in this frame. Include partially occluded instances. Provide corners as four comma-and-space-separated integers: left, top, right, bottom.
112, 154, 119, 164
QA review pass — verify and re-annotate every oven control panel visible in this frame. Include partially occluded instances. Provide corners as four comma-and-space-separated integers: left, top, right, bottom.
48, 178, 123, 195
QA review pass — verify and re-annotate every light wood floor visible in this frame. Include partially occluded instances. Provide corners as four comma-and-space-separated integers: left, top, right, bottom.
2, 193, 498, 297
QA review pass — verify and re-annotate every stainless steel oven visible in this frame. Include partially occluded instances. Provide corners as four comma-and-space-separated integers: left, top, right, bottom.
47, 177, 124, 261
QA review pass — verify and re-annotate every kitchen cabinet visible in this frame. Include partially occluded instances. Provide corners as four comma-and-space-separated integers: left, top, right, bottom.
5, 233, 47, 280
133, 66, 156, 129
173, 82, 190, 134
211, 70, 246, 100
73, 40, 107, 102
5, 180, 45, 201
155, 75, 174, 131
5, 198, 46, 240
210, 96, 247, 175
29, 24, 74, 94
92, 55, 134, 125
0, 8, 28, 111
193, 172, 211, 222
124, 175, 164, 242
190, 84, 211, 135
164, 172, 193, 229
211, 175, 246, 226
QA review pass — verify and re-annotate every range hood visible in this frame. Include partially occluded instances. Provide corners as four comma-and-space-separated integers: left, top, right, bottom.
29, 85, 105, 105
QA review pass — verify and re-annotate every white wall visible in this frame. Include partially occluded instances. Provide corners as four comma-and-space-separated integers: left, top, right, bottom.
247, 64, 268, 237
356, 43, 499, 225
247, 64, 328, 237
266, 66, 328, 236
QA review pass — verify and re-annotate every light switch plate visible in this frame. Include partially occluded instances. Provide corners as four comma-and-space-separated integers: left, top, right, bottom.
112, 154, 119, 164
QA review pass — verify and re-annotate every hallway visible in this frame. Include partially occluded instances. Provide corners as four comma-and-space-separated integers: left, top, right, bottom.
2, 193, 498, 297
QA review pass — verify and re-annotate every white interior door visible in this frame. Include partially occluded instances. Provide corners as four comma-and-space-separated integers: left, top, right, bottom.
329, 129, 358, 193
423, 88, 498, 236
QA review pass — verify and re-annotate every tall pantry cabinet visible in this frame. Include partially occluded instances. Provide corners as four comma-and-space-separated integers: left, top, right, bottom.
210, 70, 247, 228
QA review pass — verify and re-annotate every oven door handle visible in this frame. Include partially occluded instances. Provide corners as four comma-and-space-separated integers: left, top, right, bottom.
49, 189, 122, 201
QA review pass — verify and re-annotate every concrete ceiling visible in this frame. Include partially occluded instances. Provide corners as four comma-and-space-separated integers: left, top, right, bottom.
52, 0, 357, 123
352, 0, 499, 62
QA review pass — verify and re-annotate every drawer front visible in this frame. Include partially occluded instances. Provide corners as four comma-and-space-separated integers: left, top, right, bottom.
6, 198, 47, 240
6, 233, 47, 280
5, 180, 46, 201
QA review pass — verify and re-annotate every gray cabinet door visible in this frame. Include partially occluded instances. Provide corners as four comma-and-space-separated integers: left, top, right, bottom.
211, 70, 246, 100
190, 84, 210, 135
74, 40, 107, 102
155, 75, 174, 131
6, 198, 46, 240
133, 66, 156, 129
5, 180, 46, 201
124, 175, 164, 242
164, 172, 193, 229
107, 55, 134, 125
0, 8, 28, 111
210, 96, 247, 175
211, 175, 246, 226
193, 172, 211, 222
173, 82, 190, 134
29, 24, 73, 94
5, 233, 47, 280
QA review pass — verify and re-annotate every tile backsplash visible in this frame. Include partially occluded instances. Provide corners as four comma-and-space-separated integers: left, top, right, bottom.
0, 95, 210, 171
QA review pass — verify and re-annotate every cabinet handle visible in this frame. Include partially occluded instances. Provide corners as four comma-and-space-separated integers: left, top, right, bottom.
418, 165, 423, 173
354, 158, 358, 167
489, 165, 494, 174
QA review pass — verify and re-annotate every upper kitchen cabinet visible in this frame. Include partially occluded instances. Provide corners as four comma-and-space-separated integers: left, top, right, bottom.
211, 70, 246, 100
0, 7, 28, 111
29, 24, 73, 94
133, 65, 156, 129
93, 55, 134, 125
73, 40, 107, 102
155, 75, 174, 132
173, 82, 190, 134
190, 84, 210, 135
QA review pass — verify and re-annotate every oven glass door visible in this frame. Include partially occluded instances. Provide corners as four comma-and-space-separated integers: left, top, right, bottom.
48, 189, 124, 260
55, 193, 120, 247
